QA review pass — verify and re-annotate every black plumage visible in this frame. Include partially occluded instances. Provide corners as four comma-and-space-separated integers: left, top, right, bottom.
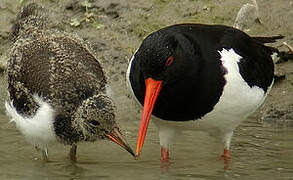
129, 24, 277, 120
128, 23, 281, 163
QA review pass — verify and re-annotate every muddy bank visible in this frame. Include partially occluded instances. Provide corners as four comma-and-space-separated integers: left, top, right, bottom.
0, 0, 292, 123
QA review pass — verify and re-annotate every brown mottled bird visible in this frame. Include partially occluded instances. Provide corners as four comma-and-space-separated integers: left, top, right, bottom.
5, 3, 134, 161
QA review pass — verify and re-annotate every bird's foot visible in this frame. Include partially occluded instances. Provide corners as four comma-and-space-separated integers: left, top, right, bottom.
221, 149, 231, 159
217, 149, 231, 170
35, 146, 49, 161
42, 148, 49, 162
160, 147, 169, 163
160, 147, 171, 173
69, 144, 77, 162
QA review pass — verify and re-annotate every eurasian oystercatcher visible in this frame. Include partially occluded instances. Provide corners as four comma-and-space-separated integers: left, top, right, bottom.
127, 23, 282, 163
5, 3, 134, 161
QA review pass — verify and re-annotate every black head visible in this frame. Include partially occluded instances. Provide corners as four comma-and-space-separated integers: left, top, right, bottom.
135, 28, 200, 84
132, 27, 202, 157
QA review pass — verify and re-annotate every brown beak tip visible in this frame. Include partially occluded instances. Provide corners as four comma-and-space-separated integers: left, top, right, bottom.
106, 131, 135, 157
128, 148, 136, 157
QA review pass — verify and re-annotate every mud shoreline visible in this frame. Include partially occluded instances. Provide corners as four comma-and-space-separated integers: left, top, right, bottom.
0, 0, 292, 123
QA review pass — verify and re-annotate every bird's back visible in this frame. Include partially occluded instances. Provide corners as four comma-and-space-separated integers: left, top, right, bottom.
8, 31, 106, 117
164, 23, 275, 91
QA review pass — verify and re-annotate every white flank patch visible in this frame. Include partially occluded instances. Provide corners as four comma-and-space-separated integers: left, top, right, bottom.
201, 48, 266, 132
193, 48, 270, 149
5, 96, 56, 150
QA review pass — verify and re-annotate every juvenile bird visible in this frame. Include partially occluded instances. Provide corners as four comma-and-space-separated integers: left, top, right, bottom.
5, 3, 134, 161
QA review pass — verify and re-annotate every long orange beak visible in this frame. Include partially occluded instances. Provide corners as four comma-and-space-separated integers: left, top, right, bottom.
135, 78, 162, 157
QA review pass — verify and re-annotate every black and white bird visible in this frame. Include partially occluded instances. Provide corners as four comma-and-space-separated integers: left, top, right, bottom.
5, 3, 134, 161
127, 23, 282, 164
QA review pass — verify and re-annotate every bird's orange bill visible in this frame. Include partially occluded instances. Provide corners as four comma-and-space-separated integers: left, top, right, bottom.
106, 127, 135, 157
136, 78, 162, 157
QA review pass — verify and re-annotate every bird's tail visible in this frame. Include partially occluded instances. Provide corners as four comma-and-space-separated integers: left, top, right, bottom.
252, 35, 284, 44
252, 35, 284, 56
11, 3, 48, 40
252, 35, 293, 60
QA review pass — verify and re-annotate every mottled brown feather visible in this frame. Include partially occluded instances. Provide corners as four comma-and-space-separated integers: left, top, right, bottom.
7, 4, 111, 145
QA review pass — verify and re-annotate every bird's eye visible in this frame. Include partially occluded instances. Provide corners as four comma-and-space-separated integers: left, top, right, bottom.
89, 120, 100, 126
165, 56, 174, 67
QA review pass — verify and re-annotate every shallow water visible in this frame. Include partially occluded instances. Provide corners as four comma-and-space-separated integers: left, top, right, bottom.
0, 0, 293, 179
1, 112, 293, 180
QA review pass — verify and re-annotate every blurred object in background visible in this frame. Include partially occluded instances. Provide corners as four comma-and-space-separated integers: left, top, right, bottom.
234, 0, 261, 31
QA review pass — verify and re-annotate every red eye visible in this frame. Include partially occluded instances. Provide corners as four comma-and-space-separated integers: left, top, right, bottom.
165, 56, 174, 66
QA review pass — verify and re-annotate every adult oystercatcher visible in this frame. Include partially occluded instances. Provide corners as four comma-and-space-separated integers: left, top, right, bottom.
127, 23, 281, 163
5, 3, 134, 161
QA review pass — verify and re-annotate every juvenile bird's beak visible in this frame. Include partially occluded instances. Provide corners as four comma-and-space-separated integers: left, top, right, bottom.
106, 127, 135, 157
136, 78, 162, 158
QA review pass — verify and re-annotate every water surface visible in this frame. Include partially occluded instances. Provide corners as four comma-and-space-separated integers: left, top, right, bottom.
0, 0, 293, 179
1, 113, 293, 180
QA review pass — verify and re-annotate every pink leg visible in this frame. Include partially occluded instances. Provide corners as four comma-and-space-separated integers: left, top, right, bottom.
161, 147, 169, 162
160, 147, 170, 173
221, 149, 231, 170
221, 149, 231, 160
